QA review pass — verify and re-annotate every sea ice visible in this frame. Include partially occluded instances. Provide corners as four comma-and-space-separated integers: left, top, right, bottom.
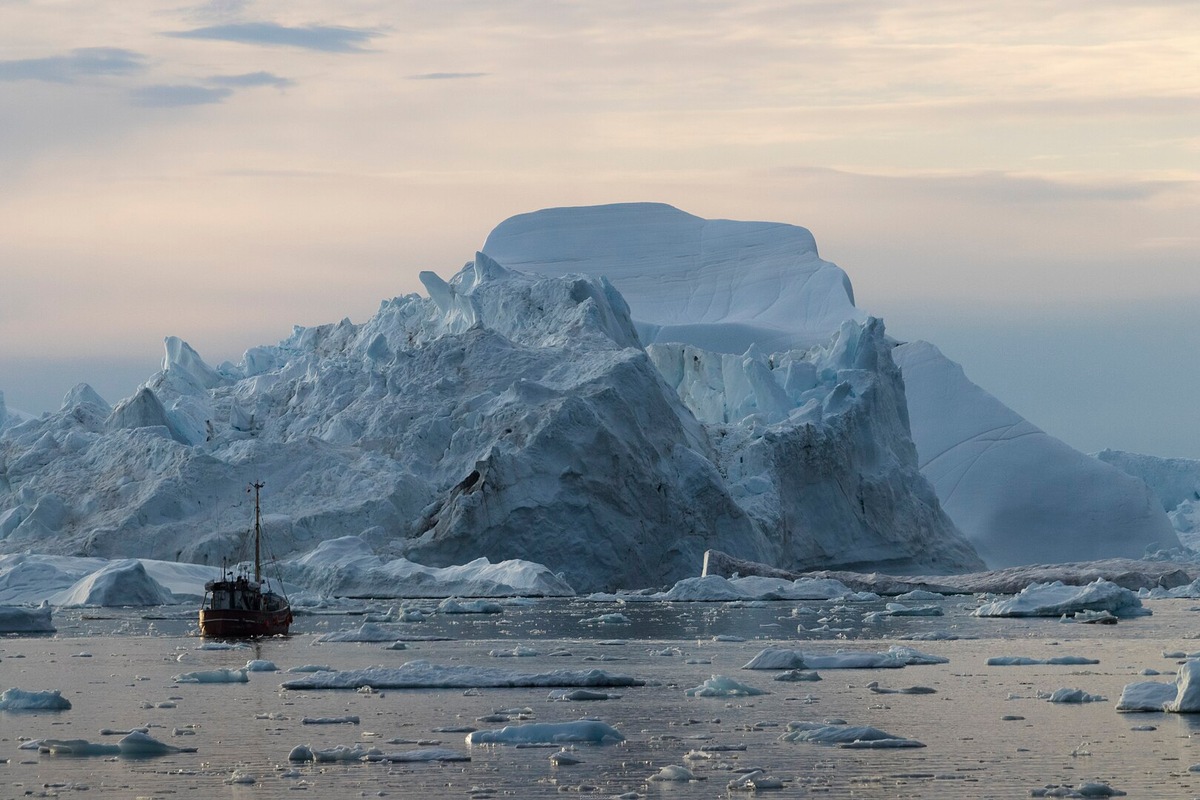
742, 645, 944, 671
173, 667, 249, 683
973, 579, 1147, 618
280, 661, 644, 690
466, 720, 624, 745
316, 623, 405, 643
650, 765, 696, 782
438, 598, 503, 614
244, 659, 277, 672
1046, 688, 1106, 704
685, 675, 768, 697
987, 656, 1100, 666
780, 722, 911, 745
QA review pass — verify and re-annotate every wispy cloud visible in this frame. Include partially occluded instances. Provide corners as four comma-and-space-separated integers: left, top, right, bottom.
131, 84, 233, 107
206, 71, 294, 89
407, 72, 487, 81
0, 47, 145, 83
165, 22, 380, 52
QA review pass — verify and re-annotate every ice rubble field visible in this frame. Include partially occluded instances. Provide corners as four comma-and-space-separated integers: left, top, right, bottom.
9, 584, 1200, 798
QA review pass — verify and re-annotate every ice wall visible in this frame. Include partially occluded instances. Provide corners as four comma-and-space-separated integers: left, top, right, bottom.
893, 341, 1179, 566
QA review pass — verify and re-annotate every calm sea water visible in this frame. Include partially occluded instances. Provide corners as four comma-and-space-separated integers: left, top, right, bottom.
4, 596, 1200, 799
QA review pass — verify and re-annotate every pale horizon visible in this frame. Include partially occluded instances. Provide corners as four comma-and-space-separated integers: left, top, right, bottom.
3, 1, 1198, 457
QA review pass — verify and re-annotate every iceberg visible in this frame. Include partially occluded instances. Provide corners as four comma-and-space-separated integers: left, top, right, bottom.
972, 579, 1148, 618
894, 342, 1179, 567
0, 601, 55, 633
51, 559, 176, 607
0, 687, 72, 711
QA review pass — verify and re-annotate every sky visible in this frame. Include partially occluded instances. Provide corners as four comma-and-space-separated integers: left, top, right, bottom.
1, 1, 1198, 457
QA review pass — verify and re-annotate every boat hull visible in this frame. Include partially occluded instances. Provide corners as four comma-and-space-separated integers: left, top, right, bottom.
198, 607, 292, 638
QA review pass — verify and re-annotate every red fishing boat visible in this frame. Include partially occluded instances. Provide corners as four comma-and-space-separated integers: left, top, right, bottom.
199, 482, 292, 637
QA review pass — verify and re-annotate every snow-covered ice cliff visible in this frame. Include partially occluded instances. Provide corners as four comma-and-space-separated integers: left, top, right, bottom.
1096, 449, 1200, 549
485, 202, 1179, 568
0, 248, 978, 591
1, 202, 1176, 590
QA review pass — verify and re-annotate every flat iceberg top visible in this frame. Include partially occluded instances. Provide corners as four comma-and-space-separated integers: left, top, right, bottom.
483, 203, 864, 353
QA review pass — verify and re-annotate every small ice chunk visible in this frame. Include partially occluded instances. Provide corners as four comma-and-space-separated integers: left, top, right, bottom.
650, 765, 695, 782
301, 716, 360, 725
173, 668, 248, 683
489, 646, 540, 658
438, 598, 502, 614
581, 613, 631, 625
685, 675, 767, 697
1047, 688, 1106, 704
244, 659, 278, 672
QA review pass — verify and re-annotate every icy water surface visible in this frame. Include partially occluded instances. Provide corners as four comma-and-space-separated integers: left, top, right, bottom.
5, 596, 1200, 798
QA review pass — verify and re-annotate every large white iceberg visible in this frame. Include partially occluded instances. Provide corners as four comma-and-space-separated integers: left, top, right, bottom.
486, 202, 1178, 571
1118, 660, 1200, 713
51, 559, 176, 607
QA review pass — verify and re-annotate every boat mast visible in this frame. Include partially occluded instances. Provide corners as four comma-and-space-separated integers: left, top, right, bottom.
252, 481, 264, 584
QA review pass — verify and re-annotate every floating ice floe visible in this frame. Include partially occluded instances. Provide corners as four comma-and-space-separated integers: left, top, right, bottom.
865, 681, 935, 695
728, 769, 784, 790
302, 716, 360, 725
467, 720, 624, 745
742, 645, 946, 671
650, 765, 696, 782
656, 575, 860, 602
0, 601, 55, 633
973, 579, 1148, 618
780, 721, 924, 748
1030, 782, 1126, 797
0, 687, 71, 711
774, 670, 821, 682
287, 664, 334, 673
1045, 688, 1106, 704
987, 656, 1100, 666
1118, 659, 1200, 712
438, 598, 503, 614
173, 667, 249, 684
548, 689, 620, 701
489, 645, 540, 657
316, 623, 406, 643
685, 675, 767, 697
581, 613, 631, 625
280, 661, 644, 690
244, 659, 277, 672
39, 731, 194, 757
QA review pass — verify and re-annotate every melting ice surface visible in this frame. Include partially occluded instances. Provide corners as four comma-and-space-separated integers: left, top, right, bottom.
5, 595, 1200, 798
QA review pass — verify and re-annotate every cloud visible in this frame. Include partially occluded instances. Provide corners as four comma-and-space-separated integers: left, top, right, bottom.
407, 72, 487, 81
131, 84, 233, 107
0, 47, 145, 83
165, 21, 380, 52
206, 71, 294, 89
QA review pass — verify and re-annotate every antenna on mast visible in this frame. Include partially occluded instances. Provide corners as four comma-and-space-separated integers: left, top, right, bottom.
250, 481, 264, 583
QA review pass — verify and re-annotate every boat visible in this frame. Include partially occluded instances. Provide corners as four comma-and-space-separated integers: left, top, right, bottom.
199, 482, 293, 637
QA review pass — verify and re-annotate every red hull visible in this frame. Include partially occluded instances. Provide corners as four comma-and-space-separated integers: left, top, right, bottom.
199, 607, 292, 638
